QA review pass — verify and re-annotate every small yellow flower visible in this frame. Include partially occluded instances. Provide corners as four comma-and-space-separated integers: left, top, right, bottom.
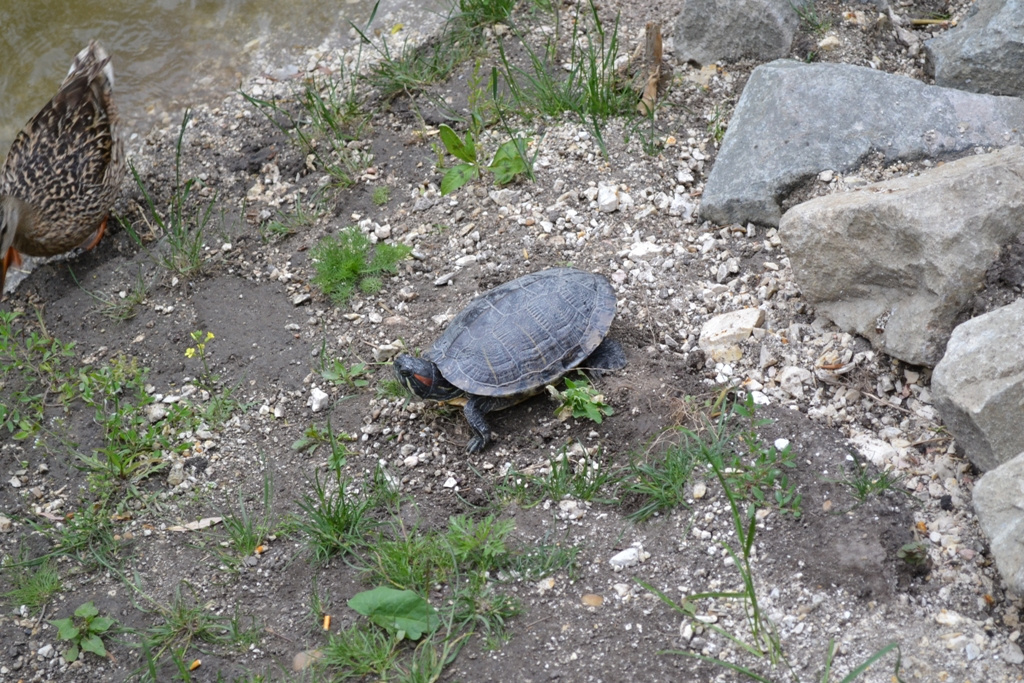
205, 332, 215, 341
185, 347, 196, 358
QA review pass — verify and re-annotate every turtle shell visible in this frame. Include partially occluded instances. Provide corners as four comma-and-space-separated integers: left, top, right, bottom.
425, 268, 617, 397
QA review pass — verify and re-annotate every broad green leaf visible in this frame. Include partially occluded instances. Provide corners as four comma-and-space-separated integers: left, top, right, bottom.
488, 139, 529, 185
74, 602, 99, 619
79, 634, 107, 658
438, 125, 476, 164
90, 616, 116, 633
63, 643, 80, 663
441, 164, 478, 196
348, 586, 440, 641
51, 617, 79, 641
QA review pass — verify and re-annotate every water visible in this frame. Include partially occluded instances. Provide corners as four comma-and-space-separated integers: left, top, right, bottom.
0, 0, 382, 149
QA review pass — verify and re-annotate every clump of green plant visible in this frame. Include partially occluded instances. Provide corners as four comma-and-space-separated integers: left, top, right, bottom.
643, 447, 904, 682
319, 346, 371, 390
311, 226, 411, 304
184, 330, 217, 386
295, 468, 385, 562
498, 445, 620, 506
792, 0, 831, 34
438, 124, 533, 195
372, 186, 391, 206
833, 461, 908, 508
129, 109, 215, 278
495, 0, 635, 154
220, 470, 275, 561
1, 557, 62, 613
259, 193, 324, 242
725, 396, 801, 517
51, 602, 115, 662
550, 375, 613, 423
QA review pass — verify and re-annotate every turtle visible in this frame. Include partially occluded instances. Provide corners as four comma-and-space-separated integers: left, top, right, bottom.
393, 267, 626, 453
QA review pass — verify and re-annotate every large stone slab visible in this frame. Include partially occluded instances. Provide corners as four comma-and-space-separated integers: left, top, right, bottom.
972, 451, 1024, 593
925, 0, 1024, 97
780, 146, 1024, 367
673, 0, 798, 65
702, 60, 1024, 227
932, 299, 1024, 472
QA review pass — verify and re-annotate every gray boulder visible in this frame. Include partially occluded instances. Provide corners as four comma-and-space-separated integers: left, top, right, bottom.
673, 0, 798, 65
972, 451, 1024, 592
780, 146, 1024, 367
702, 60, 1024, 227
925, 0, 1024, 97
932, 299, 1024, 472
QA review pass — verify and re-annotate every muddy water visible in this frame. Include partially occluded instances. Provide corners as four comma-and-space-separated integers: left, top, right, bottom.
0, 0, 384, 149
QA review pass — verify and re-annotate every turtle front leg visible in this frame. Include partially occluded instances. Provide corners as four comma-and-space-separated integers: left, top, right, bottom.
463, 396, 494, 454
463, 395, 520, 453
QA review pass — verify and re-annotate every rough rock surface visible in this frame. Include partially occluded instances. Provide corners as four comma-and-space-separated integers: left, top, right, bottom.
780, 145, 1024, 367
702, 60, 1024, 226
932, 298, 1024, 472
973, 451, 1024, 593
925, 0, 1024, 97
672, 0, 798, 65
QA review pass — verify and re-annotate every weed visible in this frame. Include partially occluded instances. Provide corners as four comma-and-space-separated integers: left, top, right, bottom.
378, 377, 415, 400
498, 445, 619, 506
496, 1, 634, 153
792, 1, 831, 34
1, 557, 62, 613
833, 461, 908, 506
311, 226, 412, 305
320, 624, 399, 677
503, 541, 579, 582
707, 105, 727, 144
258, 193, 324, 242
51, 601, 115, 662
459, 0, 516, 27
221, 471, 275, 558
349, 586, 441, 641
130, 109, 215, 278
624, 435, 701, 522
291, 422, 356, 472
372, 185, 391, 206
134, 583, 235, 663
184, 330, 217, 387
320, 355, 371, 390
644, 447, 904, 681
897, 540, 930, 568
79, 267, 149, 321
296, 469, 381, 562
551, 375, 613, 423
438, 124, 533, 195
726, 397, 802, 518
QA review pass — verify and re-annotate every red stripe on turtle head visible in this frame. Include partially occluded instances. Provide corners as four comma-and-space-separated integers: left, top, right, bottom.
414, 373, 433, 387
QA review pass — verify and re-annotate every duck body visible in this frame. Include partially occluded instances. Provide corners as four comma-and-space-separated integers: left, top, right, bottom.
0, 40, 125, 291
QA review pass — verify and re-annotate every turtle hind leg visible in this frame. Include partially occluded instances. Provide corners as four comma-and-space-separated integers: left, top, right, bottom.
582, 337, 627, 374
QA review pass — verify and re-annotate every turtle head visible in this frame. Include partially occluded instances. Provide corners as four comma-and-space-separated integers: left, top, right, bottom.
393, 354, 463, 401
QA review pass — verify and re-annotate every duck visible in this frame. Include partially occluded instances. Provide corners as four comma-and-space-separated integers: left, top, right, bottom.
0, 40, 126, 293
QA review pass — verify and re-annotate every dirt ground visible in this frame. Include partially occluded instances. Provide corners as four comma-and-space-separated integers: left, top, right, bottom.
1, 1, 1019, 682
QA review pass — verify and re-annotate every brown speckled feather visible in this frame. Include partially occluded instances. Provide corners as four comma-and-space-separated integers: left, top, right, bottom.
0, 40, 125, 272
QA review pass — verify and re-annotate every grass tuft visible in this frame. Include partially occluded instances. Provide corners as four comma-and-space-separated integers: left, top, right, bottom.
311, 226, 411, 305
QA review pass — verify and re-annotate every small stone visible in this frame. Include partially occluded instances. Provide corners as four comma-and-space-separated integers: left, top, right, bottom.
443, 476, 457, 489
434, 272, 456, 286
581, 593, 604, 607
8, 477, 22, 489
454, 255, 478, 267
610, 547, 641, 570
167, 462, 186, 487
537, 577, 555, 594
0, 515, 12, 532
309, 388, 329, 413
692, 482, 707, 499
292, 649, 322, 671
1002, 642, 1024, 665
935, 609, 963, 627
145, 404, 169, 423
403, 456, 419, 468
778, 366, 812, 398
37, 644, 54, 659
818, 35, 841, 50
597, 185, 620, 212
292, 293, 312, 306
